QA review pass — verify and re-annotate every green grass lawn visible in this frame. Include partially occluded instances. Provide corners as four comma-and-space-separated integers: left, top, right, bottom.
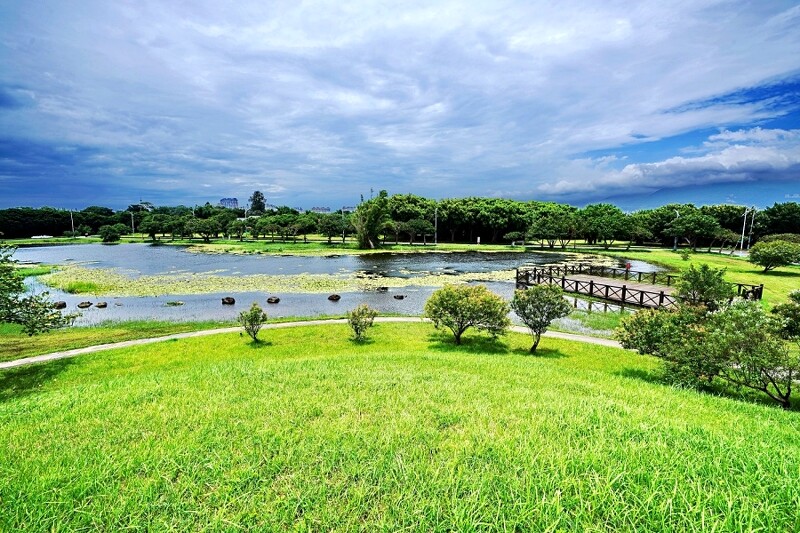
1, 322, 799, 531
0, 320, 232, 363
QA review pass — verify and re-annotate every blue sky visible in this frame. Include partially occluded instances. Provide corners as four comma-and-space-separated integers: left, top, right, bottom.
1, 1, 799, 211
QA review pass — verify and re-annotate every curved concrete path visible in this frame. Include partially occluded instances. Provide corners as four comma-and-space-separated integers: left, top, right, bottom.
1, 317, 621, 370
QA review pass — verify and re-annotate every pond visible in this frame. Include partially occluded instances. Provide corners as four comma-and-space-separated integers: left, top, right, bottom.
17, 244, 659, 325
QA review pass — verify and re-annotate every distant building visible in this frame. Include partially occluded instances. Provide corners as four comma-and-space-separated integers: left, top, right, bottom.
310, 207, 331, 213
219, 198, 239, 209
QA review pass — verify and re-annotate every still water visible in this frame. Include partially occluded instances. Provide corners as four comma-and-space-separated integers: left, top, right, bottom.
18, 244, 658, 325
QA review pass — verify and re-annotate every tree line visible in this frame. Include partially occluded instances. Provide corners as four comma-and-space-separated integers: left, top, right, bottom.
2, 194, 799, 249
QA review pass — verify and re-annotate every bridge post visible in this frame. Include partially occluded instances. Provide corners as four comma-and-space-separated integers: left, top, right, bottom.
659, 291, 665, 307
621, 285, 627, 303
589, 279, 594, 297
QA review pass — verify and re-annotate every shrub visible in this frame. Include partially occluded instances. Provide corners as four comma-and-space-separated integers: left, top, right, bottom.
616, 305, 718, 388
510, 285, 572, 353
424, 284, 510, 345
238, 302, 268, 342
748, 240, 800, 272
772, 290, 800, 345
675, 263, 734, 310
615, 308, 674, 356
617, 298, 798, 408
1, 244, 76, 335
708, 300, 798, 410
760, 233, 800, 244
347, 304, 378, 341
98, 224, 124, 243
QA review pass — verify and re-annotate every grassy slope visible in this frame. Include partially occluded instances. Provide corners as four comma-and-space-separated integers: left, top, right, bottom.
2, 322, 799, 531
0, 321, 232, 363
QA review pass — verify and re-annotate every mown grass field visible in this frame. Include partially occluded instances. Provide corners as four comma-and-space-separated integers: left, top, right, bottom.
0, 321, 232, 363
2, 322, 799, 531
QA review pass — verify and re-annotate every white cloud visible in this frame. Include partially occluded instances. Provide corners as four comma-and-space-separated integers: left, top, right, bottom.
537, 128, 800, 198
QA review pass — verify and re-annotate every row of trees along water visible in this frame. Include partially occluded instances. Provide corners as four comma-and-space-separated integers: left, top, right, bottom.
1, 193, 799, 249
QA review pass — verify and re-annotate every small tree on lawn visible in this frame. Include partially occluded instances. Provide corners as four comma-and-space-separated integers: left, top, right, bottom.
347, 304, 378, 341
675, 263, 734, 310
238, 302, 268, 342
510, 285, 572, 353
424, 284, 510, 345
749, 240, 800, 272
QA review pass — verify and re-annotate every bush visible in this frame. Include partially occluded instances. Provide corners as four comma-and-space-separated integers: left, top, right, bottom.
238, 302, 268, 341
617, 298, 798, 408
347, 304, 378, 341
760, 233, 800, 244
615, 308, 674, 356
424, 284, 510, 345
1, 244, 77, 336
708, 300, 798, 409
675, 263, 734, 310
772, 290, 800, 345
98, 224, 125, 243
510, 285, 572, 353
748, 240, 800, 272
616, 306, 718, 388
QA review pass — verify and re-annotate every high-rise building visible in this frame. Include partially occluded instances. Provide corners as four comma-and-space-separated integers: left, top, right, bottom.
219, 198, 239, 209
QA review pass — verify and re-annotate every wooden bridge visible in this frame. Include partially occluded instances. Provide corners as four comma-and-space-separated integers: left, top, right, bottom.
515, 264, 763, 309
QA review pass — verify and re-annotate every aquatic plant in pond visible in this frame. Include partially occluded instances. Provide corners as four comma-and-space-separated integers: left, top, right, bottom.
40, 265, 518, 297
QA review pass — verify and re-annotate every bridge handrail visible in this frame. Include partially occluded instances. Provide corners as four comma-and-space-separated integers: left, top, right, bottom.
516, 264, 763, 300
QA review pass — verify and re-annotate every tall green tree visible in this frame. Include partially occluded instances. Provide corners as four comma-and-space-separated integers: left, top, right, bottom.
388, 194, 434, 222
665, 212, 721, 250
758, 202, 800, 236
528, 203, 578, 249
248, 191, 267, 213
579, 204, 627, 248
353, 190, 390, 249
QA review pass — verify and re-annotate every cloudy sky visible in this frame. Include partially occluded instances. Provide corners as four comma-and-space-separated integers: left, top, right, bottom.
1, 1, 799, 211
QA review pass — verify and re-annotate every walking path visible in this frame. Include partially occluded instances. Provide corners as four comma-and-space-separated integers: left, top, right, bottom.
1, 317, 621, 370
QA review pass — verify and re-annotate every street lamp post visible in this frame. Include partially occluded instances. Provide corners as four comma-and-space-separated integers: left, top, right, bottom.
740, 207, 750, 251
